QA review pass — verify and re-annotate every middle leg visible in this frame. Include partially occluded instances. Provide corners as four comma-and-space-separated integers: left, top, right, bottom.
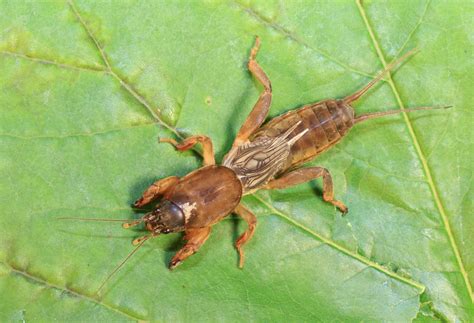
160, 135, 215, 166
262, 167, 348, 214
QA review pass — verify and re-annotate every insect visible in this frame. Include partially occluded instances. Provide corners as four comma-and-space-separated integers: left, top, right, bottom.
62, 37, 448, 294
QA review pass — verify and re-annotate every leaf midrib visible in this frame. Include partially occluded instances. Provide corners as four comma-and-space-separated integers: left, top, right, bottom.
355, 0, 473, 302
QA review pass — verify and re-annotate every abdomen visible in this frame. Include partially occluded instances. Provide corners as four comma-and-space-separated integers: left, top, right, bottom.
251, 99, 355, 169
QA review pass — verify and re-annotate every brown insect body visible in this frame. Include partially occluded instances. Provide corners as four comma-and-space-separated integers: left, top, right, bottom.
223, 99, 356, 193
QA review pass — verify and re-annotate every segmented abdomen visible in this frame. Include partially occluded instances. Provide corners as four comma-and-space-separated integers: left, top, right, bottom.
251, 99, 355, 170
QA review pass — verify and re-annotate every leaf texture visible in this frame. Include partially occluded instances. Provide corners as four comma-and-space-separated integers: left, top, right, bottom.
0, 0, 472, 321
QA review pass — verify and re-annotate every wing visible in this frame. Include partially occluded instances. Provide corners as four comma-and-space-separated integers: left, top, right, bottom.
223, 121, 308, 191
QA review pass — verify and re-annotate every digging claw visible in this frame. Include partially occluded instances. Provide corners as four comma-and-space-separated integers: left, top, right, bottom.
169, 260, 182, 270
340, 206, 349, 215
330, 200, 348, 215
133, 198, 144, 207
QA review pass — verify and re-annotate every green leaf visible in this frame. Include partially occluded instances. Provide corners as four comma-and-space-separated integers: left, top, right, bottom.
1, 0, 472, 321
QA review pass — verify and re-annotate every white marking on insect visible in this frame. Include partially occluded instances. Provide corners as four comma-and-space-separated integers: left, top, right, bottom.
180, 202, 197, 222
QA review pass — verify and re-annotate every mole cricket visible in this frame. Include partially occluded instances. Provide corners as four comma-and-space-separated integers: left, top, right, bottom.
62, 37, 449, 294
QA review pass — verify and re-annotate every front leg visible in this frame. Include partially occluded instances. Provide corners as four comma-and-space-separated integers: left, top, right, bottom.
169, 227, 212, 270
160, 135, 215, 166
263, 167, 348, 214
134, 176, 179, 208
232, 36, 272, 147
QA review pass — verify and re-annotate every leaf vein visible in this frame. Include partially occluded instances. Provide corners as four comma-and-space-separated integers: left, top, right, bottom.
334, 146, 427, 183
2, 261, 144, 321
67, 0, 183, 140
0, 122, 158, 140
232, 0, 378, 80
252, 194, 426, 292
395, 0, 432, 58
0, 50, 106, 73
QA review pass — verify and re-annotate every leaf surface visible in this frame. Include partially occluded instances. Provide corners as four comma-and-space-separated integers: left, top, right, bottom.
1, 0, 472, 321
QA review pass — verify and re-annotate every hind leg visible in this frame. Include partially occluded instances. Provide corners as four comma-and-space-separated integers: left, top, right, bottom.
263, 167, 348, 214
233, 36, 272, 147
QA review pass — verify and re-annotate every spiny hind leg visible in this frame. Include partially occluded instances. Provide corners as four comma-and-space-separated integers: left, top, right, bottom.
234, 204, 257, 268
233, 36, 272, 147
160, 135, 215, 166
169, 227, 212, 270
263, 167, 348, 214
133, 176, 179, 207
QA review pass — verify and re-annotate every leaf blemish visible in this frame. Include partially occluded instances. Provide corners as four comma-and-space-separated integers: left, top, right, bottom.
205, 96, 212, 106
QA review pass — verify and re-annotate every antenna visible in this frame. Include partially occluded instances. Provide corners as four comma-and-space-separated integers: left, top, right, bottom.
96, 235, 151, 296
57, 217, 143, 228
